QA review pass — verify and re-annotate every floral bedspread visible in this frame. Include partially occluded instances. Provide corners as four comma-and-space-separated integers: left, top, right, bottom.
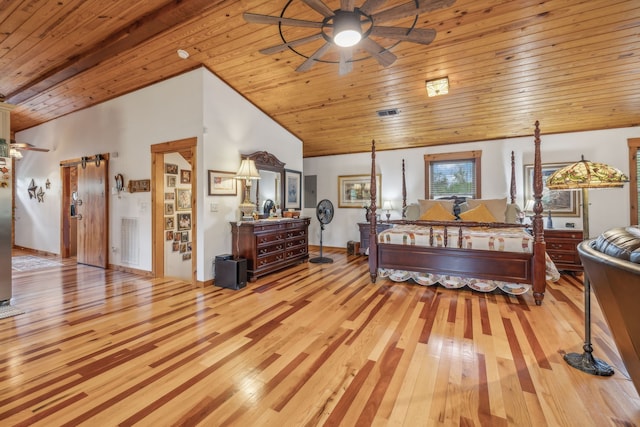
376, 224, 561, 295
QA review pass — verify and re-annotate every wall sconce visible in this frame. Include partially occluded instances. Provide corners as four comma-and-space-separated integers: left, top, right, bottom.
235, 158, 261, 219
426, 77, 449, 97
383, 200, 393, 221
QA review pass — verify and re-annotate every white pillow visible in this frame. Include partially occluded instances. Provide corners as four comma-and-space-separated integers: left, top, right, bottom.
405, 203, 420, 220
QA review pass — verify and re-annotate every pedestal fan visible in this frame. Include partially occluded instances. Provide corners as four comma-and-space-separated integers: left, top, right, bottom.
309, 199, 334, 264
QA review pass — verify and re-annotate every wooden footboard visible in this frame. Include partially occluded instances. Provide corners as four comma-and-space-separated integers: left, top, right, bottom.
378, 244, 533, 284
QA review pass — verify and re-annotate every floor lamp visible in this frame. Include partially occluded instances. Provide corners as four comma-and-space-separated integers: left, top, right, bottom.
547, 155, 629, 376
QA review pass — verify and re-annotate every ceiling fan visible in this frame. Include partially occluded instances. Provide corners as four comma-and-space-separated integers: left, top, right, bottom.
244, 0, 456, 74
9, 140, 50, 158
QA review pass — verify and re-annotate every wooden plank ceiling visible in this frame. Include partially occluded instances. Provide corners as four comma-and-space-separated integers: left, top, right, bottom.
1, 0, 638, 158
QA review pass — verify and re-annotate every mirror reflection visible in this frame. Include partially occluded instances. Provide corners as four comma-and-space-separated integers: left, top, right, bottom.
250, 169, 281, 213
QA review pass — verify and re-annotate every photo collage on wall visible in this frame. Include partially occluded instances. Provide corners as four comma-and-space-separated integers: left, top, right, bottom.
164, 163, 192, 261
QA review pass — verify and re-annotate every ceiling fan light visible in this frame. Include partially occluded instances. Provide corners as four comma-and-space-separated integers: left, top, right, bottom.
333, 11, 361, 47
334, 30, 361, 47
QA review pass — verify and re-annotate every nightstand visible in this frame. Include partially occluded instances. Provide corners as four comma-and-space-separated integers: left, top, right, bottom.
544, 228, 584, 272
358, 222, 392, 255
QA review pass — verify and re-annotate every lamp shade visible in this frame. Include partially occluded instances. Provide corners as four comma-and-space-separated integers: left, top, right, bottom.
235, 159, 261, 180
524, 199, 535, 213
383, 200, 393, 210
547, 156, 628, 190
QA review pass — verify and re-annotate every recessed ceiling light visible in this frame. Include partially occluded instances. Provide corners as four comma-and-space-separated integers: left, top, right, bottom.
177, 49, 190, 59
426, 77, 449, 97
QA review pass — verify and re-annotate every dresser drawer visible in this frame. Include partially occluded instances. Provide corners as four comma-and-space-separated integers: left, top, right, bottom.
286, 228, 307, 239
256, 252, 285, 269
548, 251, 580, 264
286, 246, 308, 259
256, 232, 285, 246
546, 240, 578, 252
286, 233, 307, 245
257, 241, 284, 256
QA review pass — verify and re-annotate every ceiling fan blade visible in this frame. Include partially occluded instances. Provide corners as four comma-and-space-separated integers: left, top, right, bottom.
341, 0, 355, 12
302, 0, 334, 18
296, 42, 332, 72
360, 0, 387, 15
260, 33, 324, 55
10, 141, 50, 152
339, 46, 353, 75
244, 12, 323, 28
359, 38, 396, 67
370, 26, 436, 44
372, 0, 456, 25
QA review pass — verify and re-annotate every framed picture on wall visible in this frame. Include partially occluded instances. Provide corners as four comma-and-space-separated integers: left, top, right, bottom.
208, 170, 237, 196
177, 212, 191, 231
524, 163, 580, 217
284, 169, 302, 209
166, 175, 176, 188
164, 203, 174, 215
164, 163, 178, 174
164, 216, 175, 230
338, 174, 381, 208
176, 188, 192, 211
180, 169, 191, 184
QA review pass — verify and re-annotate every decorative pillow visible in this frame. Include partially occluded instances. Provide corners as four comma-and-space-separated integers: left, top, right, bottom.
419, 202, 456, 221
504, 203, 522, 224
458, 203, 497, 222
405, 203, 420, 220
466, 198, 507, 223
418, 199, 455, 216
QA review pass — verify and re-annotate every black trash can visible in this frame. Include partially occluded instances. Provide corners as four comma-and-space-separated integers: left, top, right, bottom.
215, 254, 247, 290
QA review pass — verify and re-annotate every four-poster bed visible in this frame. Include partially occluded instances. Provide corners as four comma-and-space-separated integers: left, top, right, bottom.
368, 121, 551, 305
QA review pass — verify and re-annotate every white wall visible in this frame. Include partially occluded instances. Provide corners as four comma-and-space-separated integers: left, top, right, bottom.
14, 67, 303, 283
303, 126, 640, 248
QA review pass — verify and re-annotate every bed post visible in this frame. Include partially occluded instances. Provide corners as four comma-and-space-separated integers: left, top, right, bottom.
510, 151, 516, 204
402, 159, 407, 218
369, 140, 378, 282
532, 121, 546, 305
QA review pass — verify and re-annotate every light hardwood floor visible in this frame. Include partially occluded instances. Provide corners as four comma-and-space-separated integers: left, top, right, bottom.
2, 248, 639, 426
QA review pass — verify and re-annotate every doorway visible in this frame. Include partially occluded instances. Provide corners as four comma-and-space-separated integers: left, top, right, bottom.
60, 154, 109, 268
151, 138, 197, 284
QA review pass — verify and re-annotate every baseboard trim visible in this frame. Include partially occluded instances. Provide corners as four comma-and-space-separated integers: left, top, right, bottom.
108, 264, 153, 277
12, 246, 58, 257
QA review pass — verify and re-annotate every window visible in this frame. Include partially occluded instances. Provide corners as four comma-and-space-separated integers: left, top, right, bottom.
628, 138, 640, 225
424, 150, 482, 199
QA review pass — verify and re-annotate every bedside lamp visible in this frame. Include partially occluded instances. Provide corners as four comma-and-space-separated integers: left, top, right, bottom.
382, 200, 393, 221
235, 158, 261, 220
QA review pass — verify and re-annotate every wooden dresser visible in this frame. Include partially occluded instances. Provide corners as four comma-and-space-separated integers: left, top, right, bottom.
358, 222, 393, 255
544, 228, 584, 272
231, 217, 310, 281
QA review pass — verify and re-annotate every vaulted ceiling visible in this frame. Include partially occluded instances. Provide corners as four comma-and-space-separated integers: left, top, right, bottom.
2, 0, 638, 157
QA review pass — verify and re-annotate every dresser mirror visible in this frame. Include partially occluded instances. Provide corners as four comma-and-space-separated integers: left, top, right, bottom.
245, 151, 285, 214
